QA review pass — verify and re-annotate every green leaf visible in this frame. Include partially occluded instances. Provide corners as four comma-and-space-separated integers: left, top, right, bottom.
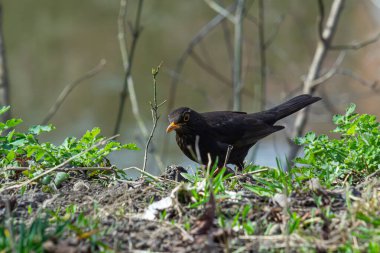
28, 124, 55, 135
346, 103, 356, 116
5, 118, 23, 128
42, 175, 52, 185
54, 172, 69, 187
6, 150, 16, 161
0, 105, 10, 115
124, 143, 139, 150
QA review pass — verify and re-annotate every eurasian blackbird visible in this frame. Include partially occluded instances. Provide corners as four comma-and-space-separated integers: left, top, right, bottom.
166, 94, 321, 169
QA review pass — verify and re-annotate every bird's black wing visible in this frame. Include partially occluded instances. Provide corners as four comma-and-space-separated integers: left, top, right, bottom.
201, 111, 283, 148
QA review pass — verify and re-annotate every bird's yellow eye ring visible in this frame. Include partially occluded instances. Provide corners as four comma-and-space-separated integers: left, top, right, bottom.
183, 113, 190, 122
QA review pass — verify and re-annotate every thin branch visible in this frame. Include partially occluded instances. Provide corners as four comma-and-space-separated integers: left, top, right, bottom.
41, 59, 106, 124
190, 51, 231, 86
232, 0, 245, 111
308, 51, 345, 88
142, 63, 165, 173
163, 5, 235, 161
204, 0, 236, 23
330, 32, 380, 50
5, 167, 114, 172
337, 68, 380, 93
289, 0, 345, 161
123, 166, 161, 182
114, 0, 147, 136
229, 167, 269, 179
0, 135, 119, 193
317, 0, 326, 45
166, 4, 235, 114
264, 15, 285, 50
221, 19, 234, 65
254, 0, 266, 112
0, 4, 10, 122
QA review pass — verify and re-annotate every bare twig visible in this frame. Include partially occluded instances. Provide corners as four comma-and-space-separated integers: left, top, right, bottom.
254, 0, 266, 112
0, 135, 119, 193
123, 166, 161, 182
232, 0, 245, 111
204, 0, 236, 23
163, 5, 235, 161
308, 51, 345, 88
0, 4, 10, 122
142, 63, 166, 173
42, 59, 106, 124
337, 68, 379, 93
289, 0, 345, 160
114, 0, 146, 136
190, 51, 231, 86
223, 145, 233, 168
229, 167, 269, 179
5, 167, 114, 172
330, 32, 380, 50
166, 4, 235, 114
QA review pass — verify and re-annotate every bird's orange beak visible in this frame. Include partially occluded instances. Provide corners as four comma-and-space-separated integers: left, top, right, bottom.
166, 122, 180, 133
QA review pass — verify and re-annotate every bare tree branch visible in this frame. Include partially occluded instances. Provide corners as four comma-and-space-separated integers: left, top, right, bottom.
232, 0, 245, 111
166, 4, 235, 115
289, 0, 345, 161
0, 4, 10, 122
307, 51, 345, 88
330, 32, 380, 50
264, 15, 285, 50
114, 0, 146, 136
337, 68, 379, 93
42, 59, 106, 124
254, 0, 266, 112
204, 0, 236, 23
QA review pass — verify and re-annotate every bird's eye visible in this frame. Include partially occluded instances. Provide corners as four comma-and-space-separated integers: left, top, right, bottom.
183, 113, 190, 122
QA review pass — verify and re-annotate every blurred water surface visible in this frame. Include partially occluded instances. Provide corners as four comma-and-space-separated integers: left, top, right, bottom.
3, 1, 380, 174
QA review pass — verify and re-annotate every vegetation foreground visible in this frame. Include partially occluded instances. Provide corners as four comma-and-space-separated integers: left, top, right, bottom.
0, 104, 379, 252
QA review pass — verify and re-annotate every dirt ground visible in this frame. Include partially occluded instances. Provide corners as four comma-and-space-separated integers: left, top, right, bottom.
0, 166, 375, 252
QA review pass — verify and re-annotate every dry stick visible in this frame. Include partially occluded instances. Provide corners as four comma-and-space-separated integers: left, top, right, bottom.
223, 145, 233, 168
0, 135, 119, 193
114, 0, 146, 136
42, 59, 106, 124
142, 63, 166, 173
123, 166, 161, 182
229, 167, 269, 179
5, 167, 114, 172
0, 4, 10, 122
288, 0, 345, 161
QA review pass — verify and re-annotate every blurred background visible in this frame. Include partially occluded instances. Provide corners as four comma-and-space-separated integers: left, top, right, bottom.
1, 0, 379, 174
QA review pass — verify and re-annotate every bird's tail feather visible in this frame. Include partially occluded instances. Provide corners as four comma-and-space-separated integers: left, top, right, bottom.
266, 94, 321, 123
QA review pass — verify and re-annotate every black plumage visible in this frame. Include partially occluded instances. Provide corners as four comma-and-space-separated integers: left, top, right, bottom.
166, 94, 321, 169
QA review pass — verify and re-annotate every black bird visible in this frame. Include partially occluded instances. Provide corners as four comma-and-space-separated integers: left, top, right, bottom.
166, 94, 321, 170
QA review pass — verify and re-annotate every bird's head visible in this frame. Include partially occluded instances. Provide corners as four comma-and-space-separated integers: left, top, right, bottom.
166, 107, 203, 134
